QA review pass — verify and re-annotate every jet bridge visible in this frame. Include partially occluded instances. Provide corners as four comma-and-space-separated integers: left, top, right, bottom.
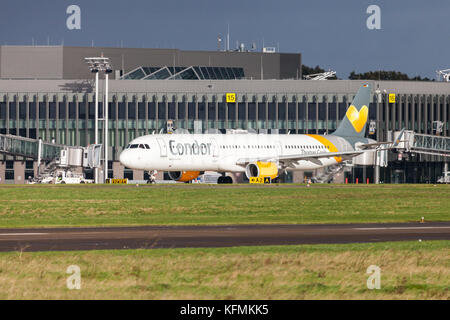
0, 133, 102, 174
394, 130, 450, 158
0, 134, 60, 160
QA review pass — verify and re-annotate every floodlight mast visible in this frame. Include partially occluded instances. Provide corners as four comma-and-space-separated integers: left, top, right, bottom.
104, 68, 112, 183
84, 56, 112, 184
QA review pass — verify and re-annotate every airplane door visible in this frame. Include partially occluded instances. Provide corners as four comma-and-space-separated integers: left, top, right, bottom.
156, 138, 167, 157
210, 138, 219, 158
276, 141, 283, 157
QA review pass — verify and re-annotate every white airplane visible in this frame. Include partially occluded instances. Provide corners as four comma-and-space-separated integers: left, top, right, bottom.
120, 84, 377, 183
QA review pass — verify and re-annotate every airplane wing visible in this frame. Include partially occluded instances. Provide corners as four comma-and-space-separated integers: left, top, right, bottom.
236, 150, 365, 168
358, 141, 395, 149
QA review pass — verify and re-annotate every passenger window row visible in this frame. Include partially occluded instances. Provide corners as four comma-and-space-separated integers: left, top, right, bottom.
286, 145, 329, 150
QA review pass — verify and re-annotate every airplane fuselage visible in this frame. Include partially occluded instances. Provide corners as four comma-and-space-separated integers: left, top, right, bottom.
119, 132, 372, 173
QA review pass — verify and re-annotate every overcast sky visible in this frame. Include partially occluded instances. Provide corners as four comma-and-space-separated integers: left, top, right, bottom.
0, 0, 449, 79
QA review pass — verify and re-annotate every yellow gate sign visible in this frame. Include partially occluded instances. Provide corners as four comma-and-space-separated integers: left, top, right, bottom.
389, 93, 396, 103
249, 177, 272, 184
106, 178, 128, 184
226, 93, 236, 103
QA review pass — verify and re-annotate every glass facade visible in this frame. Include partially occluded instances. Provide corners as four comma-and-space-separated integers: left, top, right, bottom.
121, 66, 245, 80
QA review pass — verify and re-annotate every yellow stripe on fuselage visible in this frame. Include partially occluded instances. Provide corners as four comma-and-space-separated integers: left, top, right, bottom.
306, 134, 342, 163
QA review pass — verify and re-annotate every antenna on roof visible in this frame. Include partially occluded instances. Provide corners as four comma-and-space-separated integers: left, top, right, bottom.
227, 22, 230, 51
217, 34, 222, 51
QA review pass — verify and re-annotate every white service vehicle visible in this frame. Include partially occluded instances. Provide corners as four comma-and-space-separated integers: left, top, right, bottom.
437, 171, 450, 184
29, 169, 93, 184
55, 170, 94, 184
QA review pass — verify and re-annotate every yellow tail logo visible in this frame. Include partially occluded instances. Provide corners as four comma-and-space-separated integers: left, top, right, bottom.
346, 105, 368, 133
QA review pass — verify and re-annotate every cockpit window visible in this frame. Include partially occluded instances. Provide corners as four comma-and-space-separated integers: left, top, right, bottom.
127, 143, 150, 149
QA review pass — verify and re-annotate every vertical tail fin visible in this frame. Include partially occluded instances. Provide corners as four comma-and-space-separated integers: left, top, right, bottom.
332, 84, 371, 138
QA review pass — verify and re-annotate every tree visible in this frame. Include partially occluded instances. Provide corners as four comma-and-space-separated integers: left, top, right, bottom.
348, 70, 434, 81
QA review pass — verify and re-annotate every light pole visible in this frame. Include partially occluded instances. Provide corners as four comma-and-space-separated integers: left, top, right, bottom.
104, 69, 112, 182
85, 56, 112, 183
374, 89, 383, 184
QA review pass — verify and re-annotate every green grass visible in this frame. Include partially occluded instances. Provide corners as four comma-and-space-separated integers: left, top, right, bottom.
0, 241, 448, 299
0, 184, 449, 228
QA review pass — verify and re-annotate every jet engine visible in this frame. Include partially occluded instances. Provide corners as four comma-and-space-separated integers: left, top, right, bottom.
245, 161, 278, 180
167, 171, 201, 182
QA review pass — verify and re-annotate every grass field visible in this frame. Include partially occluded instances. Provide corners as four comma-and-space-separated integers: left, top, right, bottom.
0, 241, 448, 299
0, 184, 448, 228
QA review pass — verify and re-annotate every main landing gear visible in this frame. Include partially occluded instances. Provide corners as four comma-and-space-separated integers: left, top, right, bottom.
217, 176, 233, 184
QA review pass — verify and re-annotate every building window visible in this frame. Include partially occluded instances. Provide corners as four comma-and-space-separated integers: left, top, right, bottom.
0, 102, 6, 119
124, 170, 133, 180
128, 102, 136, 119
39, 102, 46, 119
188, 103, 195, 119
109, 102, 116, 120
268, 103, 276, 119
308, 103, 316, 121
9, 103, 17, 119
227, 103, 236, 121
19, 102, 26, 120
238, 103, 245, 120
5, 170, 14, 180
49, 102, 56, 119
278, 103, 286, 120
218, 103, 226, 119
158, 102, 166, 120
208, 103, 215, 120
69, 102, 76, 119
59, 102, 66, 119
248, 103, 256, 120
318, 103, 326, 121
177, 102, 185, 119
79, 103, 86, 119
198, 103, 205, 120
138, 102, 146, 120
288, 103, 296, 120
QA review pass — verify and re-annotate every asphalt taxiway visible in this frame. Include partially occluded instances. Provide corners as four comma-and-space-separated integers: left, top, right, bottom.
0, 222, 448, 252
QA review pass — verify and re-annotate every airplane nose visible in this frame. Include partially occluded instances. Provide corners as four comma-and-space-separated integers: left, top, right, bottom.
119, 150, 132, 168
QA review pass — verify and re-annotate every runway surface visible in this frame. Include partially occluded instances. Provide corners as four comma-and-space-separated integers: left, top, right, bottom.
0, 222, 449, 252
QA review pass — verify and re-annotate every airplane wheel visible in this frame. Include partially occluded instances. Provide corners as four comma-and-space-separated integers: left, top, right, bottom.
218, 176, 233, 184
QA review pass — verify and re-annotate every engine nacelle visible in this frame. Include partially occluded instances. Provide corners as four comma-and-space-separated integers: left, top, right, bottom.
245, 161, 278, 180
167, 171, 201, 182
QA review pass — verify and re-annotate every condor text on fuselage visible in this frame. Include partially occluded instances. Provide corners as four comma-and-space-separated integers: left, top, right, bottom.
169, 139, 213, 156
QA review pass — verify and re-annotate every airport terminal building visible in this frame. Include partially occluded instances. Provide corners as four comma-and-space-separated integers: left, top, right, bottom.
0, 45, 448, 183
